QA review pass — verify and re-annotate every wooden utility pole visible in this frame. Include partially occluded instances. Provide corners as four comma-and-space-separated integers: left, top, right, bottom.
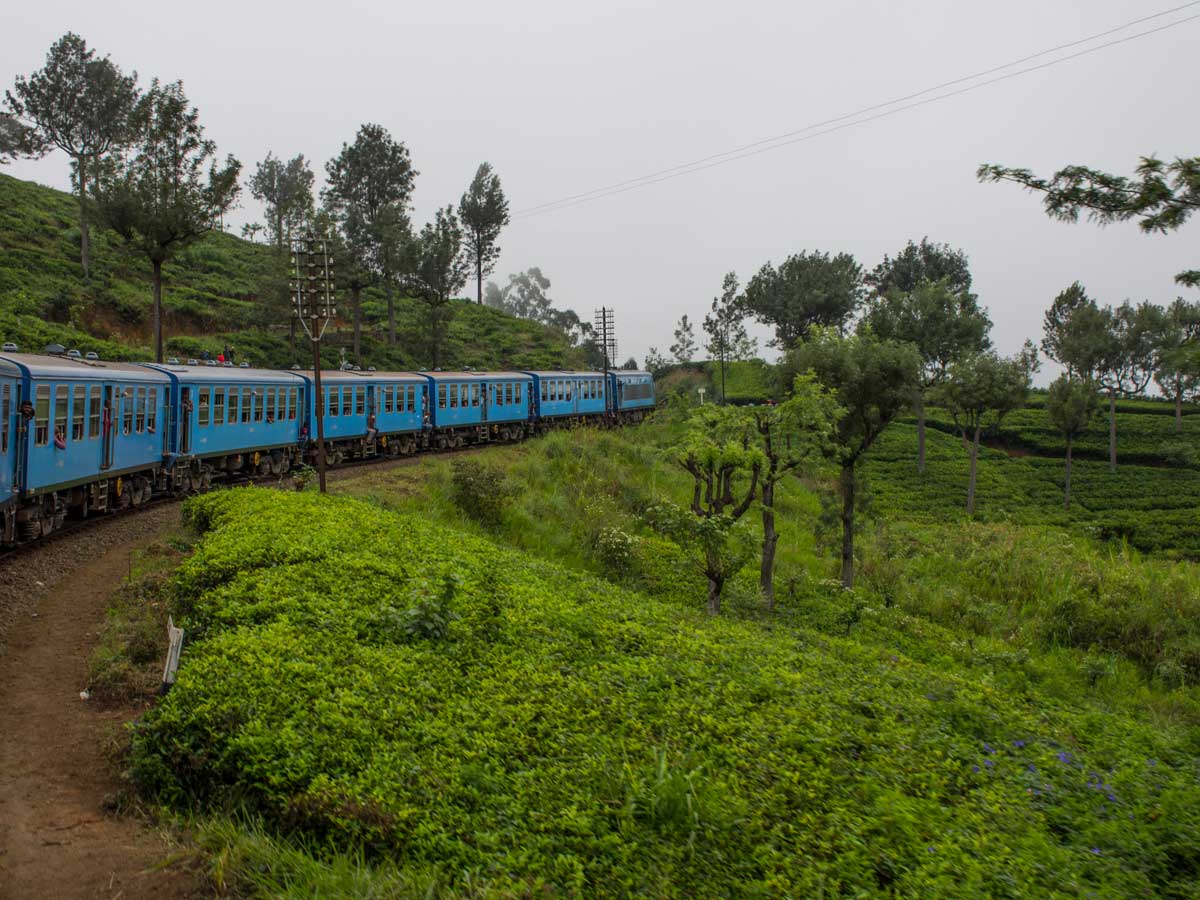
291, 230, 336, 493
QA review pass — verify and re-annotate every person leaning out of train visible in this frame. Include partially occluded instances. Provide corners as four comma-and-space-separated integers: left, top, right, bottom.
366, 411, 378, 442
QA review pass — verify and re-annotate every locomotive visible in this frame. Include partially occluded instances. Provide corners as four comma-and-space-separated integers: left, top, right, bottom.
0, 349, 655, 545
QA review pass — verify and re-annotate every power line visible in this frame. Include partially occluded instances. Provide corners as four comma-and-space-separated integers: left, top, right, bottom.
514, 4, 1200, 219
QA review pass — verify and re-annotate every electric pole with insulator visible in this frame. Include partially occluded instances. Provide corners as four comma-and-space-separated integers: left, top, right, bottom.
594, 307, 616, 417
291, 230, 336, 493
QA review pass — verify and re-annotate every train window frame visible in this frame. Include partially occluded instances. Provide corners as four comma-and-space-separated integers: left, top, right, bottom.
53, 385, 69, 445
198, 387, 211, 427
438, 384, 447, 409
384, 385, 393, 413
213, 388, 225, 426
289, 387, 298, 420
253, 389, 264, 423
88, 386, 100, 439
72, 384, 85, 441
119, 387, 132, 436
449, 384, 459, 408
1, 384, 9, 453
227, 389, 238, 424
148, 387, 158, 432
135, 387, 146, 433
501, 383, 510, 405
35, 385, 50, 445
407, 385, 415, 412
327, 386, 338, 417
241, 388, 252, 423
540, 381, 548, 402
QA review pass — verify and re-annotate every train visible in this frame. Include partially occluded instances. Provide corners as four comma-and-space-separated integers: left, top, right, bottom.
0, 349, 656, 545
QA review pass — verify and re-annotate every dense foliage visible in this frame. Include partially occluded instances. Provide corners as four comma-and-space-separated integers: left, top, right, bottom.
136, 488, 1200, 898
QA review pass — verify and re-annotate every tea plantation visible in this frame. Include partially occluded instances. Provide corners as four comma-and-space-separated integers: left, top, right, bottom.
134, 488, 1200, 898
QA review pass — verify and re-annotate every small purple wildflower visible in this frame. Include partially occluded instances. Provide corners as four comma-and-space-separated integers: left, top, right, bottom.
1027, 764, 1037, 773
1106, 794, 1117, 802
984, 759, 995, 769
1013, 739, 1026, 749
1057, 751, 1073, 765
972, 765, 980, 773
1090, 847, 1102, 855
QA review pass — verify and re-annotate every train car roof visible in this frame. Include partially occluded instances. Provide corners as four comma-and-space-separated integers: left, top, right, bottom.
419, 370, 533, 381
143, 362, 308, 384
295, 369, 427, 382
612, 370, 653, 378
0, 353, 170, 382
520, 370, 606, 377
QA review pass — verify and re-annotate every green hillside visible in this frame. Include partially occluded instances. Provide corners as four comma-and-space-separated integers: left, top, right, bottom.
0, 172, 584, 370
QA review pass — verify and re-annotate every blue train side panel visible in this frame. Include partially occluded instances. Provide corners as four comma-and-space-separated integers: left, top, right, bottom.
423, 372, 531, 429
300, 370, 428, 443
0, 354, 170, 496
0, 363, 19, 519
610, 370, 656, 413
523, 371, 606, 419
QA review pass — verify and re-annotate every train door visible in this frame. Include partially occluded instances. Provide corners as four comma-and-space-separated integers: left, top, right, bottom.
180, 387, 193, 454
366, 385, 376, 419
481, 383, 490, 423
101, 385, 115, 469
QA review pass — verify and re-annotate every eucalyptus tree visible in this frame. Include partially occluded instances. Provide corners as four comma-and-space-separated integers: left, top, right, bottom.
405, 206, 468, 369
752, 374, 840, 609
1154, 298, 1200, 431
932, 351, 1033, 515
1045, 375, 1098, 510
671, 315, 697, 362
790, 328, 922, 588
249, 152, 315, 253
459, 162, 510, 304
979, 155, 1200, 288
741, 250, 863, 348
1095, 301, 1167, 470
93, 79, 240, 362
6, 32, 139, 275
860, 278, 991, 473
703, 272, 757, 402
322, 123, 417, 345
1041, 282, 1108, 377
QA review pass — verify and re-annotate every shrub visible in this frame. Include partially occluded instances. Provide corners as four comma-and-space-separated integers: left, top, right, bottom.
448, 458, 517, 527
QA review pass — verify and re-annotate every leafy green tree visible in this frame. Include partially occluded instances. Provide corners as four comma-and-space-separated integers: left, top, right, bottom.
483, 280, 504, 309
741, 250, 863, 348
790, 328, 922, 588
1045, 375, 1098, 510
249, 152, 315, 253
6, 33, 138, 276
861, 278, 991, 473
643, 346, 669, 375
93, 79, 240, 362
322, 124, 416, 345
0, 113, 38, 163
501, 267, 554, 322
459, 162, 509, 304
865, 237, 974, 297
703, 272, 758, 402
979, 156, 1200, 288
405, 206, 468, 369
240, 221, 264, 243
1095, 301, 1167, 470
670, 314, 697, 363
621, 357, 639, 370
752, 374, 840, 608
1154, 298, 1200, 431
1041, 282, 1109, 378
932, 351, 1033, 515
667, 405, 763, 614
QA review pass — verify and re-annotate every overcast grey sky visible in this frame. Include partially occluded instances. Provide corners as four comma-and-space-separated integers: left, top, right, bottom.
5, 0, 1197, 375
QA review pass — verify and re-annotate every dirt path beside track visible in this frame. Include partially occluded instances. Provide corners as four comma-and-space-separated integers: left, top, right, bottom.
0, 504, 200, 900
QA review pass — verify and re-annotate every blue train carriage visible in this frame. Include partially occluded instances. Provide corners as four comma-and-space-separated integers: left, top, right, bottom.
522, 370, 607, 430
421, 371, 532, 448
300, 369, 427, 466
610, 369, 656, 422
143, 362, 308, 486
0, 361, 20, 542
0, 352, 171, 541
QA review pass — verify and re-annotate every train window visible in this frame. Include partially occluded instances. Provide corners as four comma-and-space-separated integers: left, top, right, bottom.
501, 383, 510, 405
198, 388, 210, 426
135, 387, 146, 433
1, 384, 9, 452
540, 381, 547, 402
72, 385, 85, 440
438, 385, 446, 409
406, 385, 415, 412
89, 386, 100, 438
289, 388, 298, 420
449, 384, 459, 408
121, 388, 133, 436
53, 385, 68, 445
241, 388, 252, 423
227, 389, 238, 424
266, 388, 276, 422
148, 388, 158, 432
326, 387, 336, 417
213, 389, 225, 425
353, 387, 363, 415
470, 383, 479, 407
35, 385, 50, 445
253, 390, 264, 422
383, 385, 392, 413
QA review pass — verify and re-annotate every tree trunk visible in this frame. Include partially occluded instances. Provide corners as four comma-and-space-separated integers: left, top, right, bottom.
77, 156, 90, 278
387, 283, 396, 345
705, 546, 724, 615
916, 395, 927, 474
1064, 434, 1073, 511
477, 257, 483, 305
1176, 391, 1183, 434
840, 463, 855, 589
352, 285, 362, 364
760, 479, 778, 610
1108, 390, 1117, 471
152, 260, 164, 363
967, 428, 980, 515
720, 356, 727, 404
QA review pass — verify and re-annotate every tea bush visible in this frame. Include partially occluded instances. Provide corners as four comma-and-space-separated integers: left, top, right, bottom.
136, 489, 1200, 898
